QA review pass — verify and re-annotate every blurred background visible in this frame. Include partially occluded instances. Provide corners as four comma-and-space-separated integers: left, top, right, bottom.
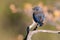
0, 0, 60, 40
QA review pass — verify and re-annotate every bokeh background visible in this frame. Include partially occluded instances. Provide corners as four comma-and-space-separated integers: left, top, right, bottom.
0, 0, 60, 40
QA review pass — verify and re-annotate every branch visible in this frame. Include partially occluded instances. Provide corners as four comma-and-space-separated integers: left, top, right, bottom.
27, 30, 60, 40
